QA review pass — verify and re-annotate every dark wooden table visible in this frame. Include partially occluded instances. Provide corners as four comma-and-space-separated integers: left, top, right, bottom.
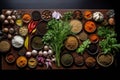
1, 9, 115, 70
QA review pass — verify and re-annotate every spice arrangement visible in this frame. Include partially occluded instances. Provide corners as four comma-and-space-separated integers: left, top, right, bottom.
0, 9, 119, 70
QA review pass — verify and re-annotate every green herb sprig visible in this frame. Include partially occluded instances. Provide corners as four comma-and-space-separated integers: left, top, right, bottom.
76, 39, 91, 54
42, 18, 71, 67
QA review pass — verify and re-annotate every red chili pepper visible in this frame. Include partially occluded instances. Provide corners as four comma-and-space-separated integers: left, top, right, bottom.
28, 20, 38, 33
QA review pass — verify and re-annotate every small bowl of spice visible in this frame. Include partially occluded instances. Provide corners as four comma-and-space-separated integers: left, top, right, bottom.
64, 35, 79, 51
87, 43, 98, 55
73, 10, 83, 20
61, 53, 74, 68
41, 10, 52, 21
89, 34, 99, 43
22, 13, 31, 23
84, 21, 96, 33
83, 10, 93, 20
5, 53, 16, 64
85, 56, 96, 68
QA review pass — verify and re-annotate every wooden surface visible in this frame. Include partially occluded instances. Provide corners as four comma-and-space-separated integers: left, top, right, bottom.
1, 9, 114, 70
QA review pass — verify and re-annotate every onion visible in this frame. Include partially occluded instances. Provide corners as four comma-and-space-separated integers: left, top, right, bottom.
31, 50, 38, 56
26, 52, 32, 57
38, 51, 43, 56
44, 45, 49, 51
48, 49, 53, 55
43, 51, 48, 57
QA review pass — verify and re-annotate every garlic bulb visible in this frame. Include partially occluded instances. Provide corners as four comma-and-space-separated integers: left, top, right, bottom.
93, 12, 104, 22
52, 11, 62, 19
31, 50, 38, 56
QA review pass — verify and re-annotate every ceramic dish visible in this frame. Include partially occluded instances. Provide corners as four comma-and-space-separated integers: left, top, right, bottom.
74, 55, 84, 66
77, 31, 88, 41
28, 57, 38, 69
73, 10, 82, 20
16, 56, 27, 68
89, 34, 99, 43
36, 21, 48, 35
97, 53, 114, 67
18, 47, 26, 56
41, 10, 52, 21
11, 35, 24, 48
87, 43, 98, 55
85, 56, 96, 68
64, 35, 79, 51
22, 13, 31, 23
69, 19, 83, 34
0, 40, 11, 53
61, 53, 74, 68
31, 35, 44, 50
19, 26, 28, 36
84, 20, 96, 33
83, 10, 93, 20
5, 53, 16, 64
32, 11, 41, 21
